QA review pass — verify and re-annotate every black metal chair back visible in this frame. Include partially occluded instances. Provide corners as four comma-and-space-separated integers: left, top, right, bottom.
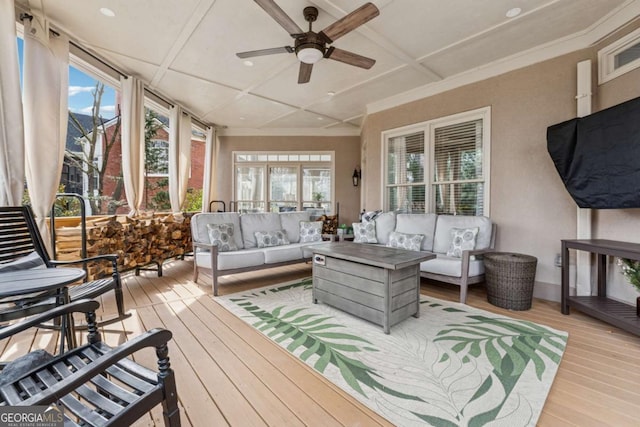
0, 205, 129, 327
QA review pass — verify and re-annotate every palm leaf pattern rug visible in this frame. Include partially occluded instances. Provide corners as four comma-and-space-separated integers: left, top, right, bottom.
217, 278, 567, 427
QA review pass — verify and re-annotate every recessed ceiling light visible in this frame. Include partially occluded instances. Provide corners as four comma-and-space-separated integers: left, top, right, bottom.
243, 60, 254, 67
239, 117, 246, 120
506, 7, 521, 18
327, 91, 336, 96
317, 117, 324, 121
100, 7, 115, 17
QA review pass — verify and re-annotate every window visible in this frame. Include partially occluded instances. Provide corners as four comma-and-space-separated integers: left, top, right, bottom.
146, 139, 169, 176
383, 107, 490, 216
598, 27, 640, 84
234, 152, 334, 214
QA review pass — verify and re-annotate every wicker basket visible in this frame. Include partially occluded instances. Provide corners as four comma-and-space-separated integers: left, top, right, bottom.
484, 252, 538, 310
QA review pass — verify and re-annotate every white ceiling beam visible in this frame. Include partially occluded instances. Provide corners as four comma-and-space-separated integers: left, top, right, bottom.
149, 0, 219, 88
310, 0, 442, 82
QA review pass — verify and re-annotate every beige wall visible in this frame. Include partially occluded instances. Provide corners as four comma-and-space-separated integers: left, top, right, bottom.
361, 22, 640, 303
591, 20, 640, 303
216, 135, 361, 225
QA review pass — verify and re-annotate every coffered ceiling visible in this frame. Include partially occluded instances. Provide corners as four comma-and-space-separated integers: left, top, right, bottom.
15, 0, 640, 134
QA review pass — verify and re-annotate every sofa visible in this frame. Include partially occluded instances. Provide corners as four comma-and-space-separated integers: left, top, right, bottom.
352, 212, 497, 303
191, 211, 327, 295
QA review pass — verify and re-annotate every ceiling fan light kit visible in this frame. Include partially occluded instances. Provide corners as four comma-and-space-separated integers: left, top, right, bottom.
238, 1, 380, 83
297, 47, 323, 64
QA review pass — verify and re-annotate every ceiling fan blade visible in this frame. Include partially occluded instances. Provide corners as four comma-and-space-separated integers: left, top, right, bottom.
298, 62, 313, 84
319, 2, 379, 43
236, 46, 293, 58
326, 47, 375, 69
254, 0, 303, 36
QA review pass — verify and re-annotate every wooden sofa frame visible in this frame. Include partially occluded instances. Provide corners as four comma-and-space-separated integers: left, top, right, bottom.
192, 241, 311, 296
420, 223, 498, 304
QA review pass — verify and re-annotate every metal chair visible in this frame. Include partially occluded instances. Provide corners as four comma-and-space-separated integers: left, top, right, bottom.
0, 299, 180, 426
0, 206, 129, 326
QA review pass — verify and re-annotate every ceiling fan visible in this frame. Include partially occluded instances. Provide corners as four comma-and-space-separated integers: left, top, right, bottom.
237, 0, 380, 84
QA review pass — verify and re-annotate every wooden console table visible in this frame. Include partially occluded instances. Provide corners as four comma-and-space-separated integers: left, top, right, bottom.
561, 239, 640, 336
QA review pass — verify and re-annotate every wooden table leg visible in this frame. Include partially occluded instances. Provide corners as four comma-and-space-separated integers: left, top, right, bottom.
561, 241, 570, 315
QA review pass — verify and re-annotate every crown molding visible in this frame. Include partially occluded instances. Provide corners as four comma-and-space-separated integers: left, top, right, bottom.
366, 0, 640, 116
217, 127, 361, 137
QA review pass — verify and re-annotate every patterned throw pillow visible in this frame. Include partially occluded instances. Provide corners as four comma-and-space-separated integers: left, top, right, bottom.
318, 214, 338, 234
353, 220, 377, 243
386, 231, 424, 251
254, 230, 290, 248
446, 227, 479, 257
299, 221, 322, 243
207, 223, 238, 252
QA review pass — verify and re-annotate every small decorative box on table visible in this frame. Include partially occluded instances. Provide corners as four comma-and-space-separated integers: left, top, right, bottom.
484, 252, 538, 310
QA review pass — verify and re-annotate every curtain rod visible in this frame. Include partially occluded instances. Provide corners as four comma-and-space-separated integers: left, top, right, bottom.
20, 12, 211, 130
72, 43, 211, 130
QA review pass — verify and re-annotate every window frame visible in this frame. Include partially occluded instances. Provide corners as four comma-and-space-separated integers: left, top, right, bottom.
233, 151, 335, 213
145, 138, 170, 177
382, 107, 491, 216
598, 26, 640, 84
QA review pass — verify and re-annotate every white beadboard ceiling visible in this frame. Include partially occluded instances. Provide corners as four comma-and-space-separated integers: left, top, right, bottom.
16, 0, 639, 134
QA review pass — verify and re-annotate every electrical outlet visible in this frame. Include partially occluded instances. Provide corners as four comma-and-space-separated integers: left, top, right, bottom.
554, 253, 563, 267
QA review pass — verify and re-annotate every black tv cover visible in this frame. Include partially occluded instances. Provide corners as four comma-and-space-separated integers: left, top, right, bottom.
547, 96, 640, 209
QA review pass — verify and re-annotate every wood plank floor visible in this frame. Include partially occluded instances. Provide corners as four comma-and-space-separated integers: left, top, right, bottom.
2, 259, 639, 426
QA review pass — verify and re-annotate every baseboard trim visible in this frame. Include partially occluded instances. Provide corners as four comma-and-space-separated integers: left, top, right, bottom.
533, 281, 574, 303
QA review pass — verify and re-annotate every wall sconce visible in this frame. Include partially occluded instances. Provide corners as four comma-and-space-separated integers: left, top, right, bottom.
352, 168, 361, 187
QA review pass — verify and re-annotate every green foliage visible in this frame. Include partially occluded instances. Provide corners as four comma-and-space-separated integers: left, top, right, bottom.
150, 190, 171, 211
183, 188, 203, 212
618, 258, 640, 292
144, 109, 166, 175
23, 185, 82, 217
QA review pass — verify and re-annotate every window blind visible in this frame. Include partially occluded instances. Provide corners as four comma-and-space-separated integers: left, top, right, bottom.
387, 132, 425, 185
433, 119, 484, 215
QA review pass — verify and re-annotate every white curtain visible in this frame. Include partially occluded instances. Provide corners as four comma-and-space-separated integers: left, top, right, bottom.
168, 105, 192, 212
120, 76, 145, 217
201, 126, 217, 212
23, 15, 69, 243
0, 0, 25, 206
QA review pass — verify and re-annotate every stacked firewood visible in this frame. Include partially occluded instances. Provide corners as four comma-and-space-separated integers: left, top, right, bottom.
53, 213, 193, 280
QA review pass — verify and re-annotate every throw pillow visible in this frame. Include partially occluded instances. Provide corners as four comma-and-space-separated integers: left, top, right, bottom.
0, 251, 45, 272
446, 227, 479, 257
318, 214, 338, 234
206, 223, 238, 252
353, 220, 377, 243
299, 221, 322, 243
386, 231, 424, 251
0, 349, 53, 386
254, 230, 290, 248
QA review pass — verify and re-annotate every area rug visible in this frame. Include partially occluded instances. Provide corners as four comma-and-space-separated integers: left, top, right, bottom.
216, 278, 568, 427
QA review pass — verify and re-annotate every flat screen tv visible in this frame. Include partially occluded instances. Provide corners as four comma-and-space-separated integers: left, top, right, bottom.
547, 96, 640, 209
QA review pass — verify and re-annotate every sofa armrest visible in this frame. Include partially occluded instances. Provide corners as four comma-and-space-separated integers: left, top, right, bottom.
193, 241, 215, 251
460, 247, 495, 281
466, 247, 494, 258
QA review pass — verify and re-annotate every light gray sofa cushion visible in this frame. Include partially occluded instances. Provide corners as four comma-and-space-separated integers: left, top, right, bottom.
194, 248, 265, 271
240, 213, 282, 249
279, 211, 311, 243
420, 254, 485, 278
395, 213, 437, 251
374, 211, 396, 245
263, 244, 304, 264
433, 215, 493, 254
192, 212, 243, 250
